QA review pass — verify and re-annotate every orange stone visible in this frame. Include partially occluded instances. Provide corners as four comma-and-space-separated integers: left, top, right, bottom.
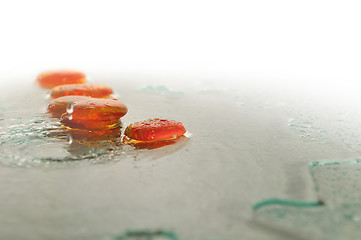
60, 98, 127, 130
51, 84, 113, 99
48, 96, 93, 118
61, 117, 121, 131
124, 118, 186, 142
37, 70, 86, 89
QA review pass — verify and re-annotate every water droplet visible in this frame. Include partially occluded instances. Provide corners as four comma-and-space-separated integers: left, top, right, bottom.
66, 134, 73, 144
66, 102, 74, 114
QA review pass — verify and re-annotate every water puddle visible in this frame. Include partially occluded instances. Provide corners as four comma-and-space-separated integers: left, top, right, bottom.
0, 85, 188, 168
0, 112, 128, 167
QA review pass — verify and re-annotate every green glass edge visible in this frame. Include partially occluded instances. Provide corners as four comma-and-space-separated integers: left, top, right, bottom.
252, 198, 322, 211
111, 230, 179, 240
309, 158, 361, 169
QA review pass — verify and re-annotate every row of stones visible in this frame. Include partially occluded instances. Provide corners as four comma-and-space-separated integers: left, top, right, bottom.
37, 70, 187, 149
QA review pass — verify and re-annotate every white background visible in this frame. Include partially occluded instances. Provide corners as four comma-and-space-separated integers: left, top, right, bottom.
0, 0, 360, 83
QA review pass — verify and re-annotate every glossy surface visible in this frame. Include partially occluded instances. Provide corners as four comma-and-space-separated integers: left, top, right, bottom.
60, 98, 127, 130
37, 70, 86, 89
124, 119, 186, 142
61, 117, 121, 131
65, 98, 127, 121
48, 96, 93, 118
51, 84, 113, 99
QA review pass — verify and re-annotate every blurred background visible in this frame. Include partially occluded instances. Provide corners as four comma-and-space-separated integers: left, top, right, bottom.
0, 0, 360, 84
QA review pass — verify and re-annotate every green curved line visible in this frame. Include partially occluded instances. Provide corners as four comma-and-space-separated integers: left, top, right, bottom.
112, 230, 179, 240
310, 158, 361, 169
253, 198, 323, 211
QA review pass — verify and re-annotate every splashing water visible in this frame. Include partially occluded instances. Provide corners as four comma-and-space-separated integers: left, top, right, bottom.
0, 108, 186, 168
0, 112, 127, 167
0, 83, 191, 168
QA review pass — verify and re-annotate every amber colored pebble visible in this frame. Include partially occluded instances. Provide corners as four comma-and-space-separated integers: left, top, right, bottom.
123, 135, 188, 149
37, 70, 86, 89
124, 118, 186, 142
60, 98, 127, 130
48, 96, 93, 118
65, 98, 127, 121
51, 84, 113, 99
61, 117, 122, 131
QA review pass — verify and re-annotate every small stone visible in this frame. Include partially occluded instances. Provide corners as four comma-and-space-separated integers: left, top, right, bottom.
124, 118, 186, 142
60, 98, 127, 130
37, 70, 86, 89
51, 84, 113, 99
48, 96, 93, 118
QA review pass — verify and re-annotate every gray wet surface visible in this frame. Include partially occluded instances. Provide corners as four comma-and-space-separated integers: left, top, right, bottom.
1, 74, 361, 240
